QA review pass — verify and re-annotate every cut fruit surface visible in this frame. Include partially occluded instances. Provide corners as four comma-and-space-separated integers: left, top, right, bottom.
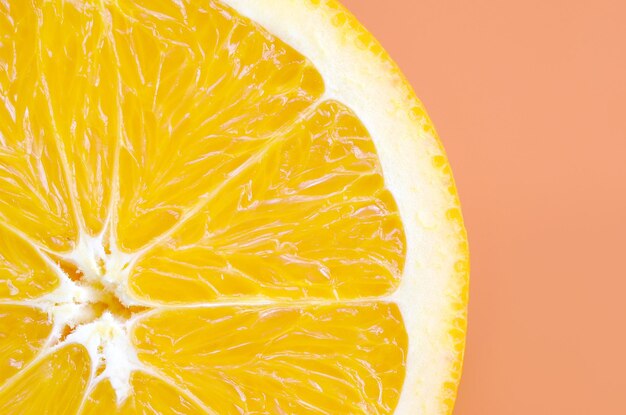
0, 0, 468, 414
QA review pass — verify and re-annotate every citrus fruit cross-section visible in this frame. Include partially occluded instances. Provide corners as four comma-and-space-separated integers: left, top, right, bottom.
0, 0, 468, 414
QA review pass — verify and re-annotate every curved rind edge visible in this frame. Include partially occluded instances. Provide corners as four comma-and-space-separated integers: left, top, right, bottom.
215, 0, 470, 413
285, 1, 469, 413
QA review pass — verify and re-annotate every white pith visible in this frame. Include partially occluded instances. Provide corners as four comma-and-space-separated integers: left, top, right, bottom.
0, 0, 465, 413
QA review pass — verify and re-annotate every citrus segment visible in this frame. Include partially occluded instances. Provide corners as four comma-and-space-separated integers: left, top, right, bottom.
0, 305, 52, 384
0, 227, 59, 299
113, 0, 324, 250
0, 345, 90, 414
0, 1, 81, 252
129, 101, 405, 303
33, 0, 120, 237
133, 303, 407, 414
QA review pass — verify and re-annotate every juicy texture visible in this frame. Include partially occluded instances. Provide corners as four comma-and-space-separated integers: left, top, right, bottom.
80, 374, 208, 414
0, 305, 52, 384
0, 0, 415, 413
0, 227, 59, 299
0, 345, 91, 414
130, 101, 405, 303
133, 304, 407, 414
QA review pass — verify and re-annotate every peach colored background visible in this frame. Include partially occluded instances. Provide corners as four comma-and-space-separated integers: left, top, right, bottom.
341, 0, 626, 414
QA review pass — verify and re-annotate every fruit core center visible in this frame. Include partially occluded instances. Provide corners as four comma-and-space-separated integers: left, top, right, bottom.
56, 251, 146, 327
83, 281, 139, 322
42, 240, 149, 404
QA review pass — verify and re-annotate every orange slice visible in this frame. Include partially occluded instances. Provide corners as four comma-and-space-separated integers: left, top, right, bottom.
0, 0, 468, 413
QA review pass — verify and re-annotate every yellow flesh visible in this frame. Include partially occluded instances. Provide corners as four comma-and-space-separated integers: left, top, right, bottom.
0, 0, 414, 413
